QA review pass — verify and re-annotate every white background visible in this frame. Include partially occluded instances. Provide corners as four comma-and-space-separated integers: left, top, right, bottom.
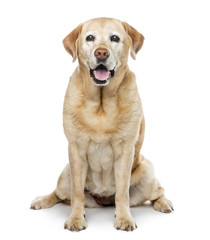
0, 0, 210, 239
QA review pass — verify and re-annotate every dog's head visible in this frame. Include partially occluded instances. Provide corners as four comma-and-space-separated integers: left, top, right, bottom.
63, 18, 144, 86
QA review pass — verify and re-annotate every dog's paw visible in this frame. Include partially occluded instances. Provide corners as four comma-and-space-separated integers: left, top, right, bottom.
31, 192, 60, 210
64, 217, 87, 231
114, 216, 137, 231
153, 196, 174, 213
31, 196, 47, 210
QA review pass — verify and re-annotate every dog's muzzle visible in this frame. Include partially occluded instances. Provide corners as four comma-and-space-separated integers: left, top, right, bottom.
90, 64, 115, 86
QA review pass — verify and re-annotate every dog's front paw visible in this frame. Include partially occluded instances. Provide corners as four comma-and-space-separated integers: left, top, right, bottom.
64, 217, 87, 231
114, 216, 137, 231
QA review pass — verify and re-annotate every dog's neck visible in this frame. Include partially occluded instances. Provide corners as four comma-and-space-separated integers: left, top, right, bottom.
76, 63, 129, 102
68, 62, 136, 116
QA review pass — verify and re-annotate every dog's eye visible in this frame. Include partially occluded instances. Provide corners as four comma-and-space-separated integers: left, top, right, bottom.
110, 35, 120, 42
86, 35, 95, 41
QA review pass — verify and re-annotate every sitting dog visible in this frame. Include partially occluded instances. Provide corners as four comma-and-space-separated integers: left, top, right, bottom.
31, 17, 173, 231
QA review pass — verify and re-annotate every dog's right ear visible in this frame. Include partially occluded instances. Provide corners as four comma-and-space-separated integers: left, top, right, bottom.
63, 24, 83, 62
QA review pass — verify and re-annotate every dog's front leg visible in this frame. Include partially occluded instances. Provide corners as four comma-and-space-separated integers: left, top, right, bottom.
64, 143, 88, 231
114, 143, 137, 231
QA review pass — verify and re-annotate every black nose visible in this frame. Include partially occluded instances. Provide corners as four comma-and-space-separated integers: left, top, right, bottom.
94, 48, 110, 60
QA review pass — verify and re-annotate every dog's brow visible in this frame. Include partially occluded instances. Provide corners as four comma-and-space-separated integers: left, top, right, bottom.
108, 31, 120, 36
84, 31, 97, 36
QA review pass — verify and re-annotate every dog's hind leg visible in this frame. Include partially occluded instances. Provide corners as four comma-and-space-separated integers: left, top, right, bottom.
130, 155, 173, 213
31, 164, 100, 210
149, 179, 174, 213
31, 164, 71, 210
31, 191, 61, 210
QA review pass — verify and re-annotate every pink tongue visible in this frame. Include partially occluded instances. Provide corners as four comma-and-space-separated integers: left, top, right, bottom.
93, 70, 110, 81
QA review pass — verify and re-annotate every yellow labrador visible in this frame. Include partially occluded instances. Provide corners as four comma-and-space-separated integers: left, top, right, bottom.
31, 17, 173, 231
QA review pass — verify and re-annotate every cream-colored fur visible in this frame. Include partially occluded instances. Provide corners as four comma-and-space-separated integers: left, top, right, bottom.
31, 17, 173, 232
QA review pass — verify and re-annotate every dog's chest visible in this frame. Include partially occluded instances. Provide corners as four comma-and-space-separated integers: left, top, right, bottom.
85, 140, 116, 196
79, 97, 121, 134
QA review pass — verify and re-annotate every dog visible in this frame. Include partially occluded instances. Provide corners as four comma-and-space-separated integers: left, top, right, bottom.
31, 17, 173, 231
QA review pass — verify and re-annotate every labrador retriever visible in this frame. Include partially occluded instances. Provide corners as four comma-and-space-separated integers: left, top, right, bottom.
31, 17, 173, 231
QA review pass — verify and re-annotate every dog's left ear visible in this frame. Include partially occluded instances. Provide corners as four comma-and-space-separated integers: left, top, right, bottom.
122, 22, 144, 60
63, 24, 83, 62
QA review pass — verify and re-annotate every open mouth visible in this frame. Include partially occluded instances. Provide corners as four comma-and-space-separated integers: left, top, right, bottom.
90, 64, 115, 86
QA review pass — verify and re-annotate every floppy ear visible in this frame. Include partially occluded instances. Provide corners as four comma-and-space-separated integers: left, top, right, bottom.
122, 22, 144, 60
63, 24, 82, 62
